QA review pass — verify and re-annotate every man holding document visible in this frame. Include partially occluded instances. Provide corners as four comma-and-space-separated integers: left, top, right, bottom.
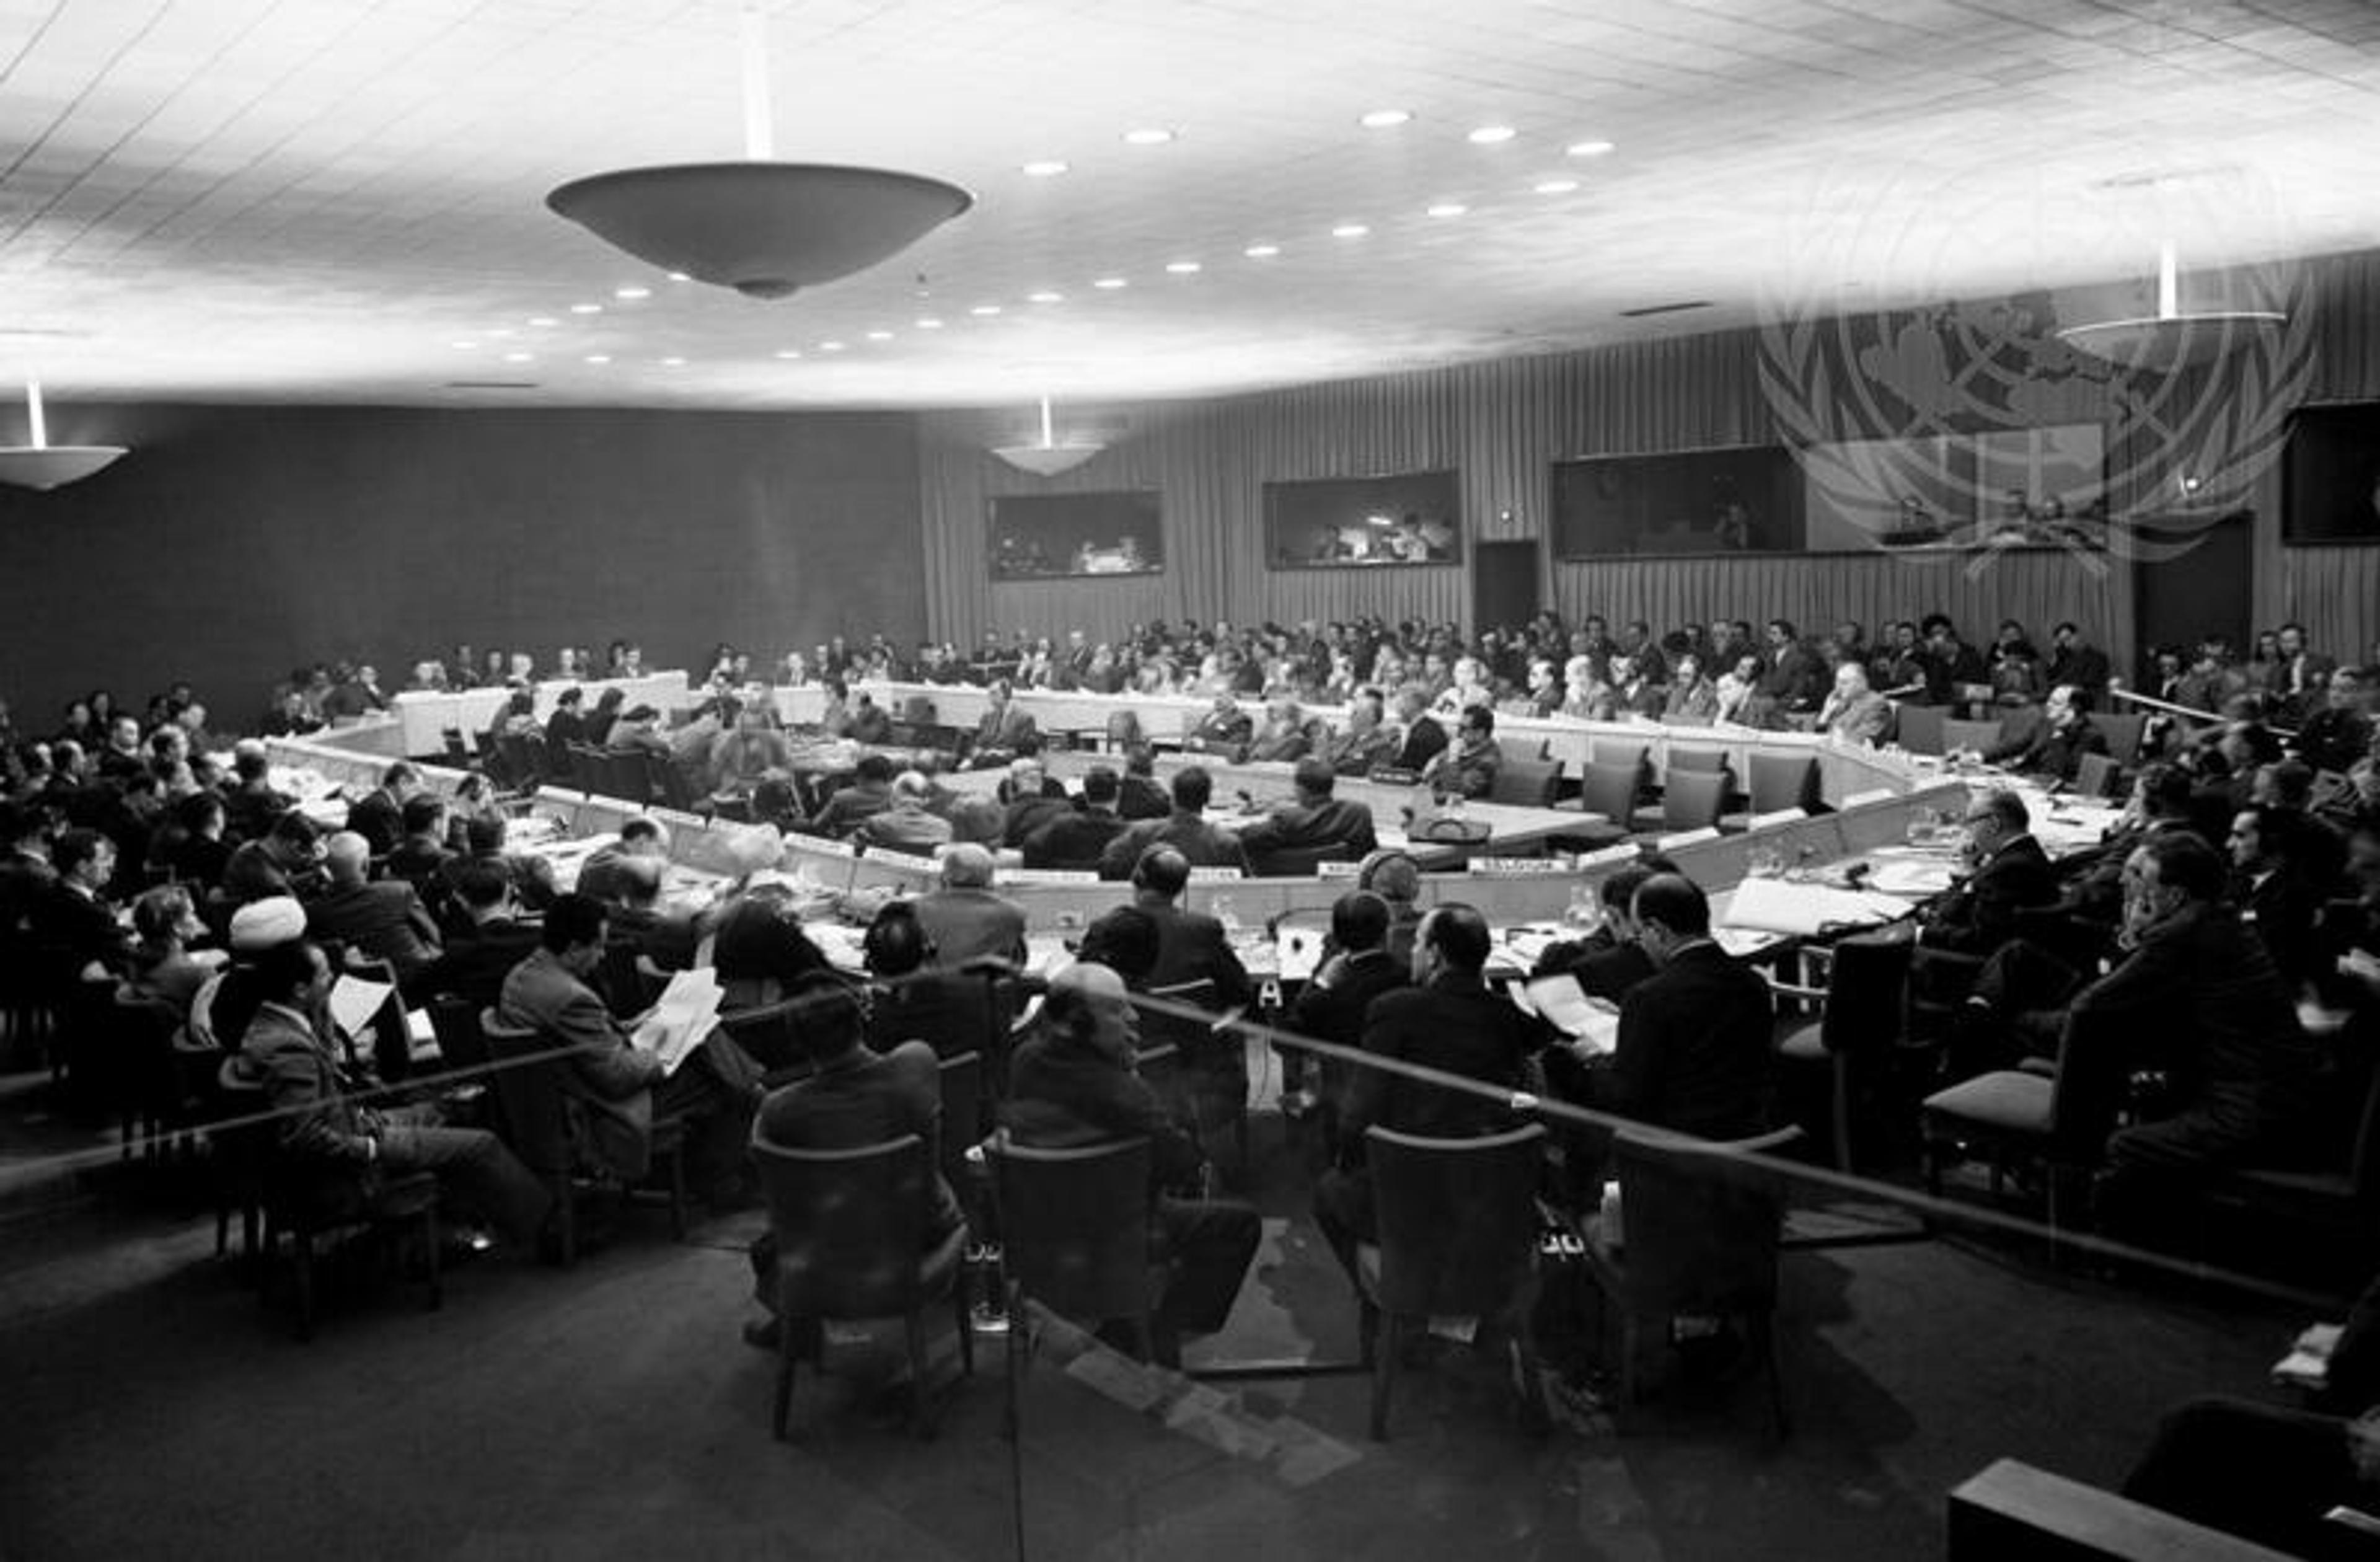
498, 893, 762, 1206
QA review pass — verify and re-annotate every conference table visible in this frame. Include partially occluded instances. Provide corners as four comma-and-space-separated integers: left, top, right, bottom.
387, 670, 694, 757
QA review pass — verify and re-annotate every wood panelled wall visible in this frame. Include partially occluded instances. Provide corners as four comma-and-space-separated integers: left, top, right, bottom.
920, 248, 2380, 674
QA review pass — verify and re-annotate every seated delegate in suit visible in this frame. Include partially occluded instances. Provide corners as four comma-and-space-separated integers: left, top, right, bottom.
851, 770, 956, 857
1097, 767, 1251, 880
223, 810, 327, 906
496, 893, 760, 1204
1310, 903, 1544, 1286
1182, 694, 1254, 759
223, 937, 550, 1250
997, 756, 1073, 848
1126, 845, 1254, 1119
306, 831, 442, 991
710, 889, 834, 1010
1021, 765, 1129, 870
1422, 704, 1502, 800
1320, 690, 1399, 779
33, 827, 128, 980
342, 761, 423, 857
860, 900, 993, 1059
1001, 960, 1261, 1367
741, 976, 964, 1350
1988, 683, 2107, 782
421, 861, 542, 1009
1385, 688, 1448, 775
2089, 832, 2320, 1250
969, 679, 1039, 766
2227, 805, 2325, 987
1243, 697, 1311, 764
1285, 890, 1411, 1152
909, 844, 1028, 971
809, 754, 898, 839
1527, 861, 1664, 1003
1917, 787, 2057, 956
1816, 663, 1893, 748
1234, 758, 1377, 867
572, 815, 671, 907
1560, 873, 1774, 1144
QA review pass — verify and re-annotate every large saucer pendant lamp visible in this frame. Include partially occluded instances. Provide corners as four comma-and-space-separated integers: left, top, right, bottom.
546, 7, 971, 299
0, 379, 126, 491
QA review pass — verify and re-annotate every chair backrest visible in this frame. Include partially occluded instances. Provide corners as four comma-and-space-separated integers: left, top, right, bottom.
1817, 932, 1914, 1057
1611, 1125, 1800, 1315
1941, 717, 2004, 756
569, 744, 609, 793
1579, 760, 1643, 824
1661, 766, 1733, 832
1489, 757, 1561, 808
479, 1009, 577, 1175
1893, 702, 1947, 755
1248, 842, 1354, 878
751, 1133, 933, 1319
2072, 751, 2123, 801
1365, 1123, 1546, 1317
1590, 739, 1647, 774
1664, 746, 1729, 776
425, 995, 491, 1072
1744, 752, 1818, 815
2087, 711, 2149, 765
985, 1131, 1153, 1323
901, 695, 939, 727
716, 998, 803, 1075
1496, 735, 1549, 766
2045, 1003, 2137, 1162
936, 1050, 984, 1192
645, 752, 699, 812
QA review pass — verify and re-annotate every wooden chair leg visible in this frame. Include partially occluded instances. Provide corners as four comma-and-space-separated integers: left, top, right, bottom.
1371, 1314, 1401, 1441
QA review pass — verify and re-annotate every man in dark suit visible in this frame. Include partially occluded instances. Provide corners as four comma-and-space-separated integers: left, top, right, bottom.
2089, 833, 2319, 1248
1311, 902, 1542, 1283
572, 814, 671, 906
1097, 767, 1251, 879
1386, 688, 1448, 774
1182, 694, 1254, 759
1528, 862, 1662, 1002
342, 761, 421, 857
1991, 684, 2109, 782
1116, 749, 1171, 821
743, 977, 964, 1349
997, 756, 1073, 848
1755, 618, 1824, 716
1919, 787, 2058, 956
969, 679, 1039, 766
0, 801, 59, 942
1235, 758, 1377, 869
1021, 765, 1130, 870
2045, 621, 2111, 705
860, 900, 996, 1059
2274, 623, 2338, 726
1002, 961, 1260, 1366
1124, 845, 1254, 1131
809, 753, 897, 838
34, 827, 126, 979
223, 810, 327, 905
1285, 890, 1410, 1155
2229, 805, 2324, 985
307, 831, 442, 989
420, 862, 542, 1008
910, 844, 1028, 971
1567, 873, 1773, 1142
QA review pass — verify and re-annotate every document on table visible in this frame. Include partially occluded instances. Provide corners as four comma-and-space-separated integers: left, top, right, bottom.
1508, 974, 1619, 1055
328, 974, 395, 1045
1276, 928, 1324, 983
630, 968, 724, 1078
1865, 858, 1959, 898
1721, 876, 1912, 937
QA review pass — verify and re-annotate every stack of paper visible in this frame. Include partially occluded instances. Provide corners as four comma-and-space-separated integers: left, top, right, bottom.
630, 968, 725, 1077
1721, 876, 1913, 937
1507, 974, 1620, 1054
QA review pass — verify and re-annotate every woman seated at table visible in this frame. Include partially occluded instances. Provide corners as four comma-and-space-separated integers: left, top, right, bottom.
1714, 651, 1765, 725
123, 884, 227, 1016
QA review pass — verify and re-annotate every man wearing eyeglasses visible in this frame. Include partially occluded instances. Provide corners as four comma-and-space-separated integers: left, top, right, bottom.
1918, 788, 2057, 957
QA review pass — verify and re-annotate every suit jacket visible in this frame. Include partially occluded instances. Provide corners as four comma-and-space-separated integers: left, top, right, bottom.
223, 1000, 379, 1164
221, 840, 297, 904
306, 880, 441, 982
1391, 715, 1449, 774
1821, 690, 1893, 747
2001, 718, 2107, 781
2237, 867, 2323, 986
1135, 896, 1253, 1069
1923, 834, 2057, 955
1427, 736, 1501, 800
852, 801, 954, 857
1098, 813, 1251, 880
498, 945, 664, 1179
1021, 806, 1127, 870
1323, 723, 1399, 777
999, 794, 1073, 849
1582, 941, 1773, 1140
34, 881, 125, 973
1287, 950, 1409, 1051
811, 782, 892, 838
1236, 796, 1377, 862
1116, 775, 1171, 820
2047, 644, 2112, 698
1757, 645, 1822, 708
421, 918, 542, 1008
1343, 973, 1538, 1143
911, 886, 1027, 971
868, 969, 996, 1059
2073, 901, 2314, 1118
756, 1040, 961, 1240
1002, 1028, 1202, 1188
1530, 933, 1657, 1002
972, 704, 1039, 754
1245, 723, 1311, 764
344, 788, 405, 855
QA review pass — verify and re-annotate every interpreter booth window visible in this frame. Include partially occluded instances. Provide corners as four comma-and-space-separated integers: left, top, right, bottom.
990, 491, 1166, 580
1551, 444, 1805, 557
1264, 470, 1462, 568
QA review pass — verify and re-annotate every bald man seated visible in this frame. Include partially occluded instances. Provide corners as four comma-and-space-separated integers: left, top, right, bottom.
909, 844, 1027, 971
1003, 961, 1260, 1367
304, 829, 443, 989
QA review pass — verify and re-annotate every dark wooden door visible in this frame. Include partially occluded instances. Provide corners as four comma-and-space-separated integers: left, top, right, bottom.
1472, 538, 1541, 632
2133, 510, 2252, 668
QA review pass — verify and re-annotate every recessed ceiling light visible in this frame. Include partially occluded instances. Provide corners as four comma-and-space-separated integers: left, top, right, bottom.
527, 315, 558, 327
865, 329, 894, 340
1243, 243, 1280, 258
568, 302, 602, 315
1021, 159, 1070, 177
1467, 125, 1517, 145
1121, 126, 1175, 146
486, 328, 515, 338
614, 285, 651, 300
1028, 290, 1064, 304
501, 351, 533, 363
970, 304, 1002, 316
1165, 260, 1201, 274
1426, 202, 1467, 219
819, 340, 847, 350
451, 340, 477, 350
1092, 276, 1128, 289
915, 317, 945, 329
1359, 108, 1412, 129
1533, 179, 1579, 195
774, 349, 803, 359
584, 354, 611, 364
666, 271, 691, 283
1331, 223, 1369, 239
661, 355, 687, 365
1565, 139, 1616, 158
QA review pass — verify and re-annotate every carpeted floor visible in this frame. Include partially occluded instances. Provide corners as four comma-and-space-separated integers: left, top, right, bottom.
0, 1102, 2317, 1562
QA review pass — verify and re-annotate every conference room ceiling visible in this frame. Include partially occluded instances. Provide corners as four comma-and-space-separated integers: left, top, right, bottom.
3, 0, 2378, 413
